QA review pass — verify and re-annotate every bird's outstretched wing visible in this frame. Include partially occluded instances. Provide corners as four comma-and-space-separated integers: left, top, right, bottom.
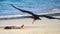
10, 4, 35, 15
10, 4, 60, 20
0, 15, 60, 20
38, 15, 60, 20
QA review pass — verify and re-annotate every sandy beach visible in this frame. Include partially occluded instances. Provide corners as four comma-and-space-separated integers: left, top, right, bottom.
0, 27, 60, 34
0, 16, 60, 34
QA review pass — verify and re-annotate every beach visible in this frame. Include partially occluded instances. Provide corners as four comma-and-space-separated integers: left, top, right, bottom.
0, 27, 60, 34
0, 16, 60, 34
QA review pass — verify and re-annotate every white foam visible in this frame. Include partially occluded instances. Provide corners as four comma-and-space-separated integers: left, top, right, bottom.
0, 15, 25, 18
0, 12, 60, 19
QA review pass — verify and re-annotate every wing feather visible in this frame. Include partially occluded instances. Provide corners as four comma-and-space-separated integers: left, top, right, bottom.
10, 4, 35, 15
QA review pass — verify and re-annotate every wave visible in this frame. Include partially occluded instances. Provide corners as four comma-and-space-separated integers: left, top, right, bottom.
0, 12, 60, 20
0, 15, 27, 20
0, 15, 24, 18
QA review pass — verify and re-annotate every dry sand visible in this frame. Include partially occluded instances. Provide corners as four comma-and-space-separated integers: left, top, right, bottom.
0, 27, 60, 34
0, 16, 60, 34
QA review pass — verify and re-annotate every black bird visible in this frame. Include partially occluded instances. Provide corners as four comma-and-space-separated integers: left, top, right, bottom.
10, 4, 60, 24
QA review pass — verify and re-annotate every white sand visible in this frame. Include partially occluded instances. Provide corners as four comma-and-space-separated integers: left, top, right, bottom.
0, 28, 60, 34
0, 16, 60, 34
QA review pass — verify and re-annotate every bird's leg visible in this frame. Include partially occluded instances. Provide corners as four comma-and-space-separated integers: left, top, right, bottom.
32, 19, 36, 24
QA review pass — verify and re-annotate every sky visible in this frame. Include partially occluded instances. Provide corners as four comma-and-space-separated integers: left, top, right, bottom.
0, 0, 60, 16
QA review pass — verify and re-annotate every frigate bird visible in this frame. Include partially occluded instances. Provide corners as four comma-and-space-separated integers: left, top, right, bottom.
10, 4, 60, 24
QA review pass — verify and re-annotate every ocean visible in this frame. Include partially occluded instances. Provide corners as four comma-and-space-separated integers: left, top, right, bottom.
0, 0, 60, 16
